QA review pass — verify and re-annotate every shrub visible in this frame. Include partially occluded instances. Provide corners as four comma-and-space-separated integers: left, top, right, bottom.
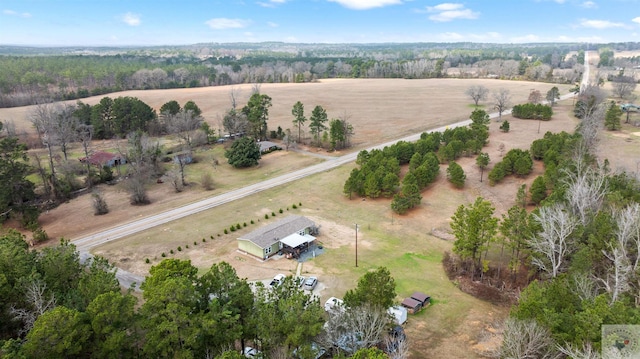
186, 245, 189, 249
265, 214, 269, 219
203, 238, 207, 242
92, 191, 109, 215
32, 228, 49, 243
235, 223, 241, 230
251, 220, 255, 224
511, 103, 553, 120
170, 249, 174, 254
279, 208, 283, 213
243, 222, 247, 227
292, 204, 297, 209
299, 202, 302, 206
230, 226, 236, 232
224, 229, 228, 234
178, 246, 182, 251
161, 252, 166, 257
194, 241, 197, 245
201, 172, 214, 191
210, 235, 213, 239
499, 120, 510, 132
271, 212, 276, 217
145, 258, 150, 264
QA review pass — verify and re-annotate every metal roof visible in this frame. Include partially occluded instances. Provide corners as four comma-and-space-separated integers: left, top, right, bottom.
238, 215, 315, 249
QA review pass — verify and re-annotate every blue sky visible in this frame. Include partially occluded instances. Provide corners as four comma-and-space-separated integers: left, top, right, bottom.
1, 0, 639, 46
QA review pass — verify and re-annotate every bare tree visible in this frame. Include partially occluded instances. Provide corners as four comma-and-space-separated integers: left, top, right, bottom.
10, 279, 56, 335
528, 89, 543, 104
557, 342, 600, 359
166, 109, 203, 149
499, 318, 559, 359
222, 108, 249, 137
29, 103, 60, 197
611, 75, 637, 100
51, 104, 79, 161
570, 273, 598, 302
125, 132, 161, 205
76, 123, 94, 187
562, 158, 608, 225
528, 204, 579, 278
493, 88, 511, 122
465, 85, 489, 106
251, 83, 261, 94
320, 305, 390, 356
575, 84, 608, 119
229, 86, 242, 110
385, 332, 409, 359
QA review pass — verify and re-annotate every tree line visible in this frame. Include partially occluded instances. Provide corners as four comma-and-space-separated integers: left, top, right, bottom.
1, 42, 609, 108
0, 235, 402, 358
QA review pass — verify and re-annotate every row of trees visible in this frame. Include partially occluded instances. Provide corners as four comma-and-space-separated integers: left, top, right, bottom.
291, 101, 354, 150
0, 234, 402, 358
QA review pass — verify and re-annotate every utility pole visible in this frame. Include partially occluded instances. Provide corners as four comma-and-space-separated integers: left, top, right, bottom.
355, 223, 359, 267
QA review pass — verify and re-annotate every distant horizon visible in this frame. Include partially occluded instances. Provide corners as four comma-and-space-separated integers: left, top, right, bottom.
1, 0, 639, 46
0, 40, 627, 49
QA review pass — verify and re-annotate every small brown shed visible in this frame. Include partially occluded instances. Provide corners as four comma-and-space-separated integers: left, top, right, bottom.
410, 292, 431, 307
401, 297, 422, 314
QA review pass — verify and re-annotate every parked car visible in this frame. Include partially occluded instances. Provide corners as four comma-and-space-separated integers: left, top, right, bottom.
269, 273, 286, 287
324, 297, 344, 312
303, 276, 318, 291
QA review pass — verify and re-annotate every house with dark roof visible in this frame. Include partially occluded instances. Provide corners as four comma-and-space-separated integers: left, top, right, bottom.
257, 141, 282, 153
79, 151, 126, 167
237, 215, 317, 260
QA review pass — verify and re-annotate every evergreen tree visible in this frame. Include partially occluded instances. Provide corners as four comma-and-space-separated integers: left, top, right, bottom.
604, 101, 622, 131
225, 137, 261, 168
529, 176, 547, 204
447, 162, 466, 188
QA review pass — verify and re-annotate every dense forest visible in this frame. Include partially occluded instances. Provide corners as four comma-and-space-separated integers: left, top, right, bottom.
5, 41, 640, 108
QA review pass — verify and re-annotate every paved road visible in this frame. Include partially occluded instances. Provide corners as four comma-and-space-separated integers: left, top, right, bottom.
72, 65, 586, 290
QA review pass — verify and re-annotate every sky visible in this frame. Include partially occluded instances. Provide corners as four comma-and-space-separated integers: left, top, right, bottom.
0, 0, 639, 46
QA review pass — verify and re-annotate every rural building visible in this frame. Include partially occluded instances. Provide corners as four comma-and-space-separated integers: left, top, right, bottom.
257, 140, 282, 153
401, 297, 422, 314
79, 151, 126, 167
410, 292, 431, 307
237, 215, 317, 260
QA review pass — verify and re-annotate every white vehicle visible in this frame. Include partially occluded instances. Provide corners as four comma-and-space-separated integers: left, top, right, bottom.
324, 296, 345, 312
269, 273, 286, 287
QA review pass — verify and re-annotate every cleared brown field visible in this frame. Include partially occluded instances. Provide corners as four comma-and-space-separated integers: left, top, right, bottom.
0, 78, 572, 151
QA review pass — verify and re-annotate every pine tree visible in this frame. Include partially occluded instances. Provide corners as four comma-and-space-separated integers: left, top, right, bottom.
447, 162, 466, 188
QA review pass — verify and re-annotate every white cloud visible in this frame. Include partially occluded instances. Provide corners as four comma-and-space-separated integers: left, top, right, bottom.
633, 17, 640, 25
205, 18, 251, 30
258, 0, 287, 8
327, 0, 403, 10
579, 19, 625, 29
3, 9, 32, 18
580, 1, 597, 9
427, 3, 463, 11
120, 12, 141, 26
426, 3, 479, 22
267, 21, 279, 27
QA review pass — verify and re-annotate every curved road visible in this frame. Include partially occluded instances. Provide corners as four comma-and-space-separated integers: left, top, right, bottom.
73, 70, 586, 290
